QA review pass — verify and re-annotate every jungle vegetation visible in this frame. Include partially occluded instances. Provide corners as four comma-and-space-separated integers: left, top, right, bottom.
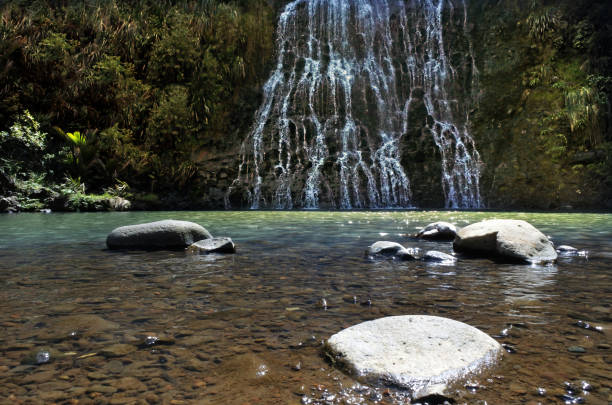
0, 0, 275, 210
0, 0, 610, 210
471, 0, 612, 208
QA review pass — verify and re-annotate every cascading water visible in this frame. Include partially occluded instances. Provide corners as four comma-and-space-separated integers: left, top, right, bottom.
227, 0, 482, 209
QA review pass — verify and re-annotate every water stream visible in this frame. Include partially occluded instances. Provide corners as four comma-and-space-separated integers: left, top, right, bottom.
229, 0, 482, 209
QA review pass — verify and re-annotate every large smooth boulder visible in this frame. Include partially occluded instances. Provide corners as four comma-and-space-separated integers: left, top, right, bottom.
186, 237, 235, 254
107, 220, 211, 250
416, 221, 458, 241
326, 315, 502, 400
453, 219, 557, 263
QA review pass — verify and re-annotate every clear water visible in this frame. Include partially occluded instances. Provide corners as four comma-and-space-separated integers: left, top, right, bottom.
0, 211, 610, 404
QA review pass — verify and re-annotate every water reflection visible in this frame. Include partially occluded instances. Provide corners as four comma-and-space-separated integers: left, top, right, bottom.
501, 264, 558, 302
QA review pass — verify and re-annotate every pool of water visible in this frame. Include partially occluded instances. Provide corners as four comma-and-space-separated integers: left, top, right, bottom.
0, 211, 610, 404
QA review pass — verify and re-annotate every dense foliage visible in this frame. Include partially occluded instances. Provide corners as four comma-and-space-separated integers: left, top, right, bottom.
471, 0, 612, 209
0, 0, 610, 210
0, 0, 275, 209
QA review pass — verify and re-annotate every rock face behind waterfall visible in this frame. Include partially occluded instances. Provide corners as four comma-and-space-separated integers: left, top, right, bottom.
228, 0, 482, 209
107, 220, 211, 250
453, 219, 557, 263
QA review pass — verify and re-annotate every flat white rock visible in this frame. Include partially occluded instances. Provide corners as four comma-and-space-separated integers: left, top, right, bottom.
326, 315, 502, 399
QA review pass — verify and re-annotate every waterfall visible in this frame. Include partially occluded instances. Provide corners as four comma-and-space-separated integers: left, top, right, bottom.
227, 0, 482, 209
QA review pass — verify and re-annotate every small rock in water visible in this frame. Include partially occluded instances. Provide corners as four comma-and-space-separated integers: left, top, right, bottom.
366, 241, 420, 260
319, 298, 328, 310
366, 241, 405, 256
423, 250, 457, 263
137, 333, 175, 348
557, 245, 588, 257
395, 247, 420, 260
567, 346, 586, 353
144, 336, 159, 346
415, 222, 458, 241
574, 320, 603, 333
186, 237, 236, 254
560, 394, 585, 404
360, 298, 372, 307
21, 348, 63, 365
35, 350, 50, 365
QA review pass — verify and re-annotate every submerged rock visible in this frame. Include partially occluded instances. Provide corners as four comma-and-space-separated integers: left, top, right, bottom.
395, 247, 420, 260
423, 250, 457, 263
366, 241, 419, 260
22, 348, 63, 365
453, 219, 557, 263
187, 237, 235, 254
326, 315, 502, 400
106, 220, 211, 250
416, 222, 458, 241
38, 314, 119, 341
99, 344, 135, 358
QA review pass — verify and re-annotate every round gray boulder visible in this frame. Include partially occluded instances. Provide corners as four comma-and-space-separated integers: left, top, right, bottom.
416, 221, 458, 241
107, 220, 211, 250
326, 315, 502, 400
187, 237, 235, 254
453, 219, 557, 263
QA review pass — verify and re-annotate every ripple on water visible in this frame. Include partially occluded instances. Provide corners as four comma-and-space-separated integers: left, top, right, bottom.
0, 211, 610, 404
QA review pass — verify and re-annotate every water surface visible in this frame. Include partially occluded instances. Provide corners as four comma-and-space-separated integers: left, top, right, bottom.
0, 211, 610, 404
